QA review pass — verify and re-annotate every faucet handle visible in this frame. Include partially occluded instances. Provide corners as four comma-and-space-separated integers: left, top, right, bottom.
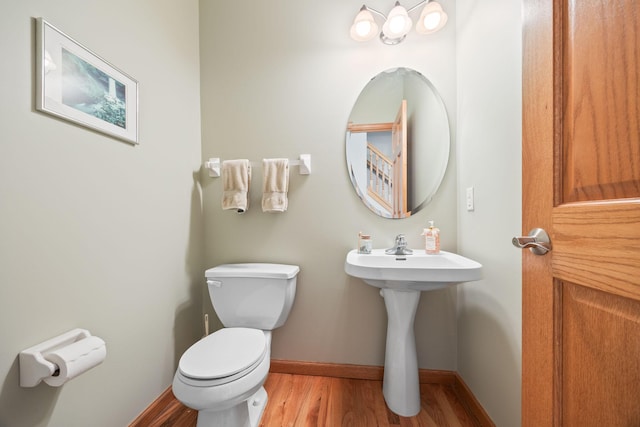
385, 234, 413, 255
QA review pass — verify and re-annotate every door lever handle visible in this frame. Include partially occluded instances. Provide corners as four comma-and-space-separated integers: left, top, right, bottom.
512, 228, 552, 255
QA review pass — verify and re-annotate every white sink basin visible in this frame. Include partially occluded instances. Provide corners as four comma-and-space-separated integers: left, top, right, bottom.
344, 248, 482, 417
345, 248, 482, 291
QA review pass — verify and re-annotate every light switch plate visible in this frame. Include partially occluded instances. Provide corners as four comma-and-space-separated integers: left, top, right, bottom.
466, 187, 474, 211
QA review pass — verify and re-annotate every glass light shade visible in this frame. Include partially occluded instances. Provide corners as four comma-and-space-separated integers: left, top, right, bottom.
416, 1, 448, 34
350, 8, 379, 41
382, 3, 412, 38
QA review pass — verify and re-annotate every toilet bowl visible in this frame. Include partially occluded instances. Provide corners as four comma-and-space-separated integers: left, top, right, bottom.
172, 328, 271, 427
172, 263, 299, 427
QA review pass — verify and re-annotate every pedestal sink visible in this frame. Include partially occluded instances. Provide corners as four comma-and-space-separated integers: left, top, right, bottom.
344, 249, 482, 417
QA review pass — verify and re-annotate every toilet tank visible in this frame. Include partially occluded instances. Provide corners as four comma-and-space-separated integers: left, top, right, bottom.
205, 263, 299, 330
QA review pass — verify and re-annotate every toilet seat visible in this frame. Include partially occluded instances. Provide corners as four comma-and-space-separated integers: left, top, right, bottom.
178, 328, 267, 387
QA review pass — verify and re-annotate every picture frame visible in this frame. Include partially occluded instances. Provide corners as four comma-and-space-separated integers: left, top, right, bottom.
35, 18, 139, 145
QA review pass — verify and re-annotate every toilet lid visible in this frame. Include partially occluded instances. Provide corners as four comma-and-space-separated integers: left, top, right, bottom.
178, 328, 267, 381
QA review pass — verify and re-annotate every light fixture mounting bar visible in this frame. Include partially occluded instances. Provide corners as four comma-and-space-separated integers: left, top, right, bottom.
361, 5, 387, 20
405, 0, 428, 14
363, 0, 429, 18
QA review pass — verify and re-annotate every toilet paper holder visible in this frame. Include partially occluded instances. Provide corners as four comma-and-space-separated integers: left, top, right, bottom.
19, 328, 105, 387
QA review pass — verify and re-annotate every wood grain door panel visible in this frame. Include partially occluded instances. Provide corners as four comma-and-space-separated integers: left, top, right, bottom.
560, 282, 640, 426
561, 0, 640, 203
523, 0, 640, 425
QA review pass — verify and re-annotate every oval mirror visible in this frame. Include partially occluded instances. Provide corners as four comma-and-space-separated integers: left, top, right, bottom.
345, 68, 450, 218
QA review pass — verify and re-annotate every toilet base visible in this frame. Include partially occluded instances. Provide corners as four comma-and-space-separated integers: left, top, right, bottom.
196, 386, 268, 427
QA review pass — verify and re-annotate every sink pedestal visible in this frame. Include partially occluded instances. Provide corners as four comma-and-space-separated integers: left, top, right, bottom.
344, 249, 483, 418
381, 288, 421, 417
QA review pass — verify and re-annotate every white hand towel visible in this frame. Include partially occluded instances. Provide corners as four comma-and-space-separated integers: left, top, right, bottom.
221, 159, 251, 213
262, 158, 289, 213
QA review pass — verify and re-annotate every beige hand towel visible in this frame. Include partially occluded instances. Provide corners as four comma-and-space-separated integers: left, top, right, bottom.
262, 158, 289, 213
221, 159, 251, 213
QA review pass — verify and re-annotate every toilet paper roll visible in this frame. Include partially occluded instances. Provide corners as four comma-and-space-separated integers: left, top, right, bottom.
43, 336, 106, 387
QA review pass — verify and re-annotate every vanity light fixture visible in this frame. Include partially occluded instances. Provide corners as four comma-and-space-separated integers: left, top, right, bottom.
350, 0, 448, 45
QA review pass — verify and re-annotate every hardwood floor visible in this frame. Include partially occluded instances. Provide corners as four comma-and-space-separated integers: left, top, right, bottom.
261, 373, 481, 427
134, 373, 483, 427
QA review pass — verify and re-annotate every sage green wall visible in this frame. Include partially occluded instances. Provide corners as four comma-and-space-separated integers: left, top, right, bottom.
0, 1, 203, 425
199, 0, 459, 369
456, 0, 523, 426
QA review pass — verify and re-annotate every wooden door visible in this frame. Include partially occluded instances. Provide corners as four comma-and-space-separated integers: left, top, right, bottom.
522, 0, 640, 425
391, 99, 408, 218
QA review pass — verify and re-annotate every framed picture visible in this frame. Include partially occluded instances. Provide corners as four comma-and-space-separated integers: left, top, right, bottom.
35, 18, 139, 145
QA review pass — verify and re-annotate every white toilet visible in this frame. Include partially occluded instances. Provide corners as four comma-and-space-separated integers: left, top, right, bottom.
172, 263, 299, 427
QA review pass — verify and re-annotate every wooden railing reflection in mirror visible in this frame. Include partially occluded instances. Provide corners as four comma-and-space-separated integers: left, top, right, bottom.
367, 143, 393, 212
347, 100, 408, 218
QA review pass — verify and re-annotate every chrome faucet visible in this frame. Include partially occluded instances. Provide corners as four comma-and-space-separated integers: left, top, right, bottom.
385, 234, 414, 255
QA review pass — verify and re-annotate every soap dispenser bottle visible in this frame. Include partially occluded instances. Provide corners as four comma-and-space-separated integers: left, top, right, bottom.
423, 221, 440, 254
